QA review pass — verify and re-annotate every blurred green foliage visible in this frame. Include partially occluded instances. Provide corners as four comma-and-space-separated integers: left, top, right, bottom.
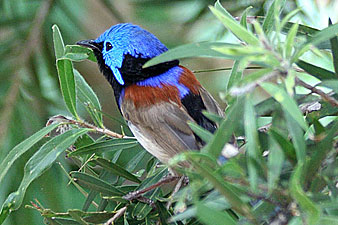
0, 0, 338, 224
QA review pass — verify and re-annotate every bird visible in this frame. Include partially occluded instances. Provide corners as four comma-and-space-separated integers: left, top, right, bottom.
77, 23, 224, 172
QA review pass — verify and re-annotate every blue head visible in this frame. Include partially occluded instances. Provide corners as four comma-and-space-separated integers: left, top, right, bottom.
77, 23, 178, 86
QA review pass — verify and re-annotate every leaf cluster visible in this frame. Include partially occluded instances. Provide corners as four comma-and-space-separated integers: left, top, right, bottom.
1, 0, 338, 224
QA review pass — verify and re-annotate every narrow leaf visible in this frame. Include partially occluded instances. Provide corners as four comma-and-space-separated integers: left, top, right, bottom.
209, 6, 260, 46
0, 123, 60, 185
290, 163, 320, 225
214, 0, 236, 22
226, 60, 242, 91
321, 80, 338, 93
205, 97, 245, 158
144, 42, 240, 68
260, 82, 308, 130
52, 24, 65, 59
262, 0, 278, 34
267, 136, 284, 191
296, 60, 336, 80
0, 129, 89, 218
280, 8, 300, 30
68, 138, 138, 157
269, 128, 297, 164
74, 70, 102, 125
94, 158, 141, 183
303, 22, 338, 48
71, 171, 125, 196
285, 23, 299, 58
188, 121, 213, 144
240, 6, 252, 28
244, 96, 261, 192
64, 45, 96, 62
196, 202, 236, 225
286, 115, 306, 163
188, 156, 256, 222
56, 59, 78, 119
329, 19, 338, 77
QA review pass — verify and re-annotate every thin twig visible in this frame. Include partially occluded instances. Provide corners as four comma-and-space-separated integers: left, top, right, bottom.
296, 78, 338, 107
69, 118, 132, 139
246, 191, 283, 207
123, 176, 180, 201
46, 115, 134, 139
166, 176, 186, 209
104, 206, 127, 225
0, 0, 55, 146
192, 66, 262, 73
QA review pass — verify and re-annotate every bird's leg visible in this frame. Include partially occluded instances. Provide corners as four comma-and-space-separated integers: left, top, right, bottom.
123, 175, 180, 202
166, 176, 186, 209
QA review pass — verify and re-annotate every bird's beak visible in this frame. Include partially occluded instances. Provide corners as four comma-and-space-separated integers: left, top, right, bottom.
76, 39, 102, 52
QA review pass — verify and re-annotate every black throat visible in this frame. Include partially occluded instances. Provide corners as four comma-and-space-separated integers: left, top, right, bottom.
92, 42, 179, 106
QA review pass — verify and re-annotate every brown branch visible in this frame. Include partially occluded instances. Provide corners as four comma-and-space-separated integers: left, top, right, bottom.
0, 0, 55, 147
71, 119, 126, 139
123, 176, 180, 201
296, 78, 338, 107
46, 115, 133, 139
104, 206, 127, 225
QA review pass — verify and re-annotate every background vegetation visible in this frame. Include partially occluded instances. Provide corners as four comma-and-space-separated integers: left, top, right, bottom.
0, 0, 337, 224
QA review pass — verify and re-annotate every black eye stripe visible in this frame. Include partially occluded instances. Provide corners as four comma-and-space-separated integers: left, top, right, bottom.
106, 42, 113, 51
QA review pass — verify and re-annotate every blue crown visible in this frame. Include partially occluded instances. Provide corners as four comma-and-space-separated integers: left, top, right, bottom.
95, 23, 168, 85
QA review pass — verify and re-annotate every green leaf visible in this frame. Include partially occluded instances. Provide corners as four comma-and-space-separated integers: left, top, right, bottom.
132, 189, 160, 220
305, 119, 338, 186
230, 68, 273, 96
267, 136, 284, 191
286, 115, 306, 163
280, 8, 300, 31
188, 121, 213, 144
244, 96, 262, 192
244, 95, 262, 192
282, 22, 319, 37
68, 138, 138, 157
52, 24, 65, 59
209, 6, 260, 46
0, 123, 60, 185
240, 6, 252, 28
214, 0, 236, 22
321, 80, 338, 93
269, 128, 297, 164
260, 82, 308, 130
187, 156, 256, 222
296, 60, 336, 80
68, 210, 88, 225
205, 97, 245, 158
0, 129, 89, 220
70, 171, 125, 196
143, 42, 239, 68
202, 111, 223, 124
296, 22, 338, 59
63, 45, 96, 62
94, 158, 141, 183
262, 0, 279, 34
285, 23, 299, 58
226, 60, 242, 91
170, 194, 231, 222
290, 163, 320, 225
329, 19, 338, 76
56, 59, 79, 119
196, 202, 236, 225
74, 70, 102, 126
303, 22, 338, 48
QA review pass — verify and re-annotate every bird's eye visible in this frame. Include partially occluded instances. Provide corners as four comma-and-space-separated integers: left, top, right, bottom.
105, 42, 113, 51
